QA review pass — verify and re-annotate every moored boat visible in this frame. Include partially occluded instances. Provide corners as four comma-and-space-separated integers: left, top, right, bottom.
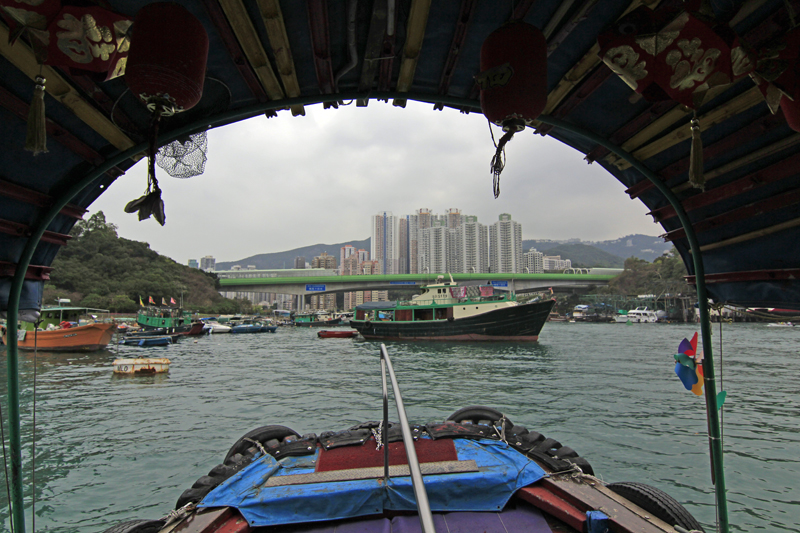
1, 306, 116, 352
2, 321, 117, 352
118, 335, 178, 347
318, 329, 358, 338
203, 320, 232, 334
625, 307, 659, 323
112, 358, 170, 374
137, 305, 193, 332
293, 312, 343, 327
350, 276, 554, 341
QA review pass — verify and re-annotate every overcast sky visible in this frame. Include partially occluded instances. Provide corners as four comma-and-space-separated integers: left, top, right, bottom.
91, 100, 662, 265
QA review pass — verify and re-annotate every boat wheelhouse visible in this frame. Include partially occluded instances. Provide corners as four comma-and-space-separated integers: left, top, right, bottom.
350, 276, 554, 341
137, 306, 193, 331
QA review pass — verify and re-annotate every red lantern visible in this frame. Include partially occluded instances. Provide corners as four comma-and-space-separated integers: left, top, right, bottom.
477, 21, 547, 198
478, 21, 547, 131
125, 2, 208, 114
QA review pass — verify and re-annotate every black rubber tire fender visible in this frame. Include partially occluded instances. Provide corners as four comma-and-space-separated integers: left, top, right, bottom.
606, 481, 704, 532
224, 425, 300, 463
447, 405, 513, 427
175, 486, 211, 510
101, 519, 166, 533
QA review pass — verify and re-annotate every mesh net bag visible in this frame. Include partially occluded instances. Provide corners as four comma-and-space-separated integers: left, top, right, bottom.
156, 131, 208, 178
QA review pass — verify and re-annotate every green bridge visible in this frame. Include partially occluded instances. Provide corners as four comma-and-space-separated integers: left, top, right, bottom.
217, 271, 621, 296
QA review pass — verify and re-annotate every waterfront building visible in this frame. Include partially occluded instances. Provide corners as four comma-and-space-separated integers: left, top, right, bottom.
371, 211, 397, 275
524, 248, 545, 274
187, 259, 198, 269
200, 255, 216, 272
489, 214, 523, 273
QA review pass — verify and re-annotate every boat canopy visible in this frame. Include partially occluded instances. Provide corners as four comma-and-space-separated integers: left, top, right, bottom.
1, 1, 800, 318
355, 301, 398, 311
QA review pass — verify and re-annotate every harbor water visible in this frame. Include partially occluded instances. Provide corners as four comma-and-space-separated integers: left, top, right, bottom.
1, 322, 798, 532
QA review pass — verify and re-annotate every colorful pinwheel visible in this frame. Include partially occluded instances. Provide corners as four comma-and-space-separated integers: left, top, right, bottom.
673, 332, 704, 396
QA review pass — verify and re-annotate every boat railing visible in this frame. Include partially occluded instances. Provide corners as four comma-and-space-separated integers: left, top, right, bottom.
379, 344, 436, 533
399, 293, 514, 307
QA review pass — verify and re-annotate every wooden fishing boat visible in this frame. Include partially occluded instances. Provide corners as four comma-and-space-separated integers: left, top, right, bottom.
318, 329, 359, 338
350, 276, 554, 341
5, 2, 800, 531
1, 321, 116, 352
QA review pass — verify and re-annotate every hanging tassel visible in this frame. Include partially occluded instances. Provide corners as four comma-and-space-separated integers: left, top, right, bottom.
25, 75, 48, 155
490, 130, 515, 199
688, 113, 705, 191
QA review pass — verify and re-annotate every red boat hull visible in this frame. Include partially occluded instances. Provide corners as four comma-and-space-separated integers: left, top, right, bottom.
317, 330, 358, 338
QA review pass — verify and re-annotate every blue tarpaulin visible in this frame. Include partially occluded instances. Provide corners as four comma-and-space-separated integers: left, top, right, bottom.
200, 438, 546, 527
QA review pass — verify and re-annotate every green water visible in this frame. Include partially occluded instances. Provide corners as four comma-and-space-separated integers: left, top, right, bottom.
1, 322, 798, 532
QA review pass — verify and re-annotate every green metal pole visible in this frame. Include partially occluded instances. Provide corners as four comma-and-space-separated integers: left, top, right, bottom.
537, 116, 729, 533
6, 279, 24, 531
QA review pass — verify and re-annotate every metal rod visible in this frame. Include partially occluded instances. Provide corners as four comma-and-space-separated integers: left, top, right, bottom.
380, 352, 389, 482
379, 344, 435, 533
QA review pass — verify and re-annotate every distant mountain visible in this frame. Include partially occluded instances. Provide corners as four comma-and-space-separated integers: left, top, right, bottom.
523, 234, 670, 263
216, 234, 669, 271
215, 238, 369, 270
531, 243, 625, 268
589, 234, 671, 262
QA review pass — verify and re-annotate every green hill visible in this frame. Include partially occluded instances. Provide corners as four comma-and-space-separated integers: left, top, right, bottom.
537, 243, 625, 268
46, 212, 245, 313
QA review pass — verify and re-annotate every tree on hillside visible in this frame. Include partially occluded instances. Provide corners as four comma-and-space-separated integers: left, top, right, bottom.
45, 211, 245, 313
598, 249, 694, 297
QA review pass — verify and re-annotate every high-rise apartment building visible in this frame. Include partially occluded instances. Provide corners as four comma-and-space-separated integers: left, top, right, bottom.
187, 259, 198, 269
294, 256, 306, 269
455, 216, 489, 273
489, 214, 523, 273
340, 245, 356, 275
200, 256, 216, 271
371, 212, 397, 275
419, 220, 449, 274
445, 208, 463, 229
397, 217, 409, 274
524, 248, 545, 273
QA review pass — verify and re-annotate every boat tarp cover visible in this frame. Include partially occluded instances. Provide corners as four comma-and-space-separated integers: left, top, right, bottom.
355, 301, 398, 311
199, 438, 546, 527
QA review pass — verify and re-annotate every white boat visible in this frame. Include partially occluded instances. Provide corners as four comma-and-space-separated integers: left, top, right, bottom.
614, 311, 630, 323
625, 307, 659, 323
766, 322, 795, 327
203, 321, 232, 334
112, 358, 170, 374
